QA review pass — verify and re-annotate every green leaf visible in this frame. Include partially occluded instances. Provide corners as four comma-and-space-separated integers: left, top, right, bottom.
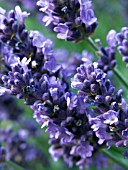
6, 161, 26, 170
102, 148, 128, 170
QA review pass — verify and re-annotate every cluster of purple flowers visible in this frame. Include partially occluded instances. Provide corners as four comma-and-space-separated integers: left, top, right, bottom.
37, 0, 98, 41
0, 1, 128, 170
72, 62, 128, 148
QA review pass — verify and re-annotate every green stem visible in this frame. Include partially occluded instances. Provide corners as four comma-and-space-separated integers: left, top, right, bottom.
102, 149, 128, 170
6, 160, 26, 170
87, 37, 128, 89
87, 37, 99, 51
113, 68, 128, 89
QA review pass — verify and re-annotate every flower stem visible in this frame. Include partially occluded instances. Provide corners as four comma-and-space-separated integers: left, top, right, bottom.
102, 149, 128, 169
113, 68, 128, 89
87, 37, 99, 51
6, 160, 26, 170
87, 37, 128, 89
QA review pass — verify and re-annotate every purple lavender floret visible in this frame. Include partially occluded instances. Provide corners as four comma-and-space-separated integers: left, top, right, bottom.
64, 92, 78, 110
37, 0, 98, 41
103, 110, 119, 125
117, 27, 128, 65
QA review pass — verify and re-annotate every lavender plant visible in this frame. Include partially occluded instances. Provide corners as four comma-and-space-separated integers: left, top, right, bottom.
0, 1, 128, 170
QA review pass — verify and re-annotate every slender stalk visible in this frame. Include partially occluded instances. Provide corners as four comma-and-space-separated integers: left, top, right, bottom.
6, 160, 26, 170
102, 149, 128, 170
87, 37, 99, 51
113, 68, 128, 89
87, 37, 128, 89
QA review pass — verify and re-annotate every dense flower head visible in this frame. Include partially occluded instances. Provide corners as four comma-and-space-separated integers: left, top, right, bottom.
37, 0, 98, 41
0, 6, 30, 71
30, 63, 108, 169
0, 7, 49, 75
0, 6, 29, 35
0, 7, 63, 88
71, 62, 115, 101
72, 63, 128, 148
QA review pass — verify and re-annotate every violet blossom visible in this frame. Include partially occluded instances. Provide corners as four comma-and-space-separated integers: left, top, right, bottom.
37, 0, 98, 41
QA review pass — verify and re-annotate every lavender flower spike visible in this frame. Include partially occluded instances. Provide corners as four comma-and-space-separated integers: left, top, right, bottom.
97, 30, 117, 72
72, 62, 128, 150
117, 27, 128, 65
37, 0, 98, 42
